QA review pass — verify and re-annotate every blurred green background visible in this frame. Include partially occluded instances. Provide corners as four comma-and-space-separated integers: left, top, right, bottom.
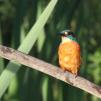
0, 0, 101, 101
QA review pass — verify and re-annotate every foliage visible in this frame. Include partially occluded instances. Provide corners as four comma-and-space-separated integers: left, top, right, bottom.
0, 0, 101, 101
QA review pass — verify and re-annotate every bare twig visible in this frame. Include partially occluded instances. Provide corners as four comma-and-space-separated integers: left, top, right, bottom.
0, 45, 101, 98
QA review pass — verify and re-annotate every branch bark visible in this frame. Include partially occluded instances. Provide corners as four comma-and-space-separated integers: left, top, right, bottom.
0, 45, 101, 98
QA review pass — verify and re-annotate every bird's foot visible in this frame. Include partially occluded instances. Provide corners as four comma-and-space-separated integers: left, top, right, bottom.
74, 73, 78, 78
62, 68, 67, 72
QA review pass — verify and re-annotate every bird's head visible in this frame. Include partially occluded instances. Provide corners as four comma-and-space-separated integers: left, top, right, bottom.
58, 30, 77, 43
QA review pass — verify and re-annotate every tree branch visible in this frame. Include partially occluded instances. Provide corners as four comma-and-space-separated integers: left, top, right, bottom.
0, 45, 101, 98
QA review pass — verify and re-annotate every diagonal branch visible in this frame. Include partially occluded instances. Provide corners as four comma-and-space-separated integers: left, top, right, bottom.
0, 45, 101, 98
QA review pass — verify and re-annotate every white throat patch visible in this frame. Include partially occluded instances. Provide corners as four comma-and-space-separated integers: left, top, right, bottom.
61, 37, 71, 44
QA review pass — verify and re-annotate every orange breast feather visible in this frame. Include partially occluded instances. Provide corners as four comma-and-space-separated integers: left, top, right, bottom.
58, 41, 81, 75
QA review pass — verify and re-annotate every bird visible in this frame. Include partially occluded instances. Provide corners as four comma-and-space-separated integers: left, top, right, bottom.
58, 30, 81, 76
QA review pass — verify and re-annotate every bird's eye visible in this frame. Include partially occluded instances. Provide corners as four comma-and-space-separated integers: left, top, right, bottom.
68, 31, 76, 37
68, 31, 73, 35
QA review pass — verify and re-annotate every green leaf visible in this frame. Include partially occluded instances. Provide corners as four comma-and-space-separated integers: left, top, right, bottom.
0, 26, 4, 74
0, 0, 58, 97
42, 77, 49, 101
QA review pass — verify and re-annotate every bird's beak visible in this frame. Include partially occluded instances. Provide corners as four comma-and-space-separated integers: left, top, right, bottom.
58, 32, 66, 36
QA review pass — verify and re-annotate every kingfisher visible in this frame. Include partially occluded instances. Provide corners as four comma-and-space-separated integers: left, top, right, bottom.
58, 30, 81, 76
